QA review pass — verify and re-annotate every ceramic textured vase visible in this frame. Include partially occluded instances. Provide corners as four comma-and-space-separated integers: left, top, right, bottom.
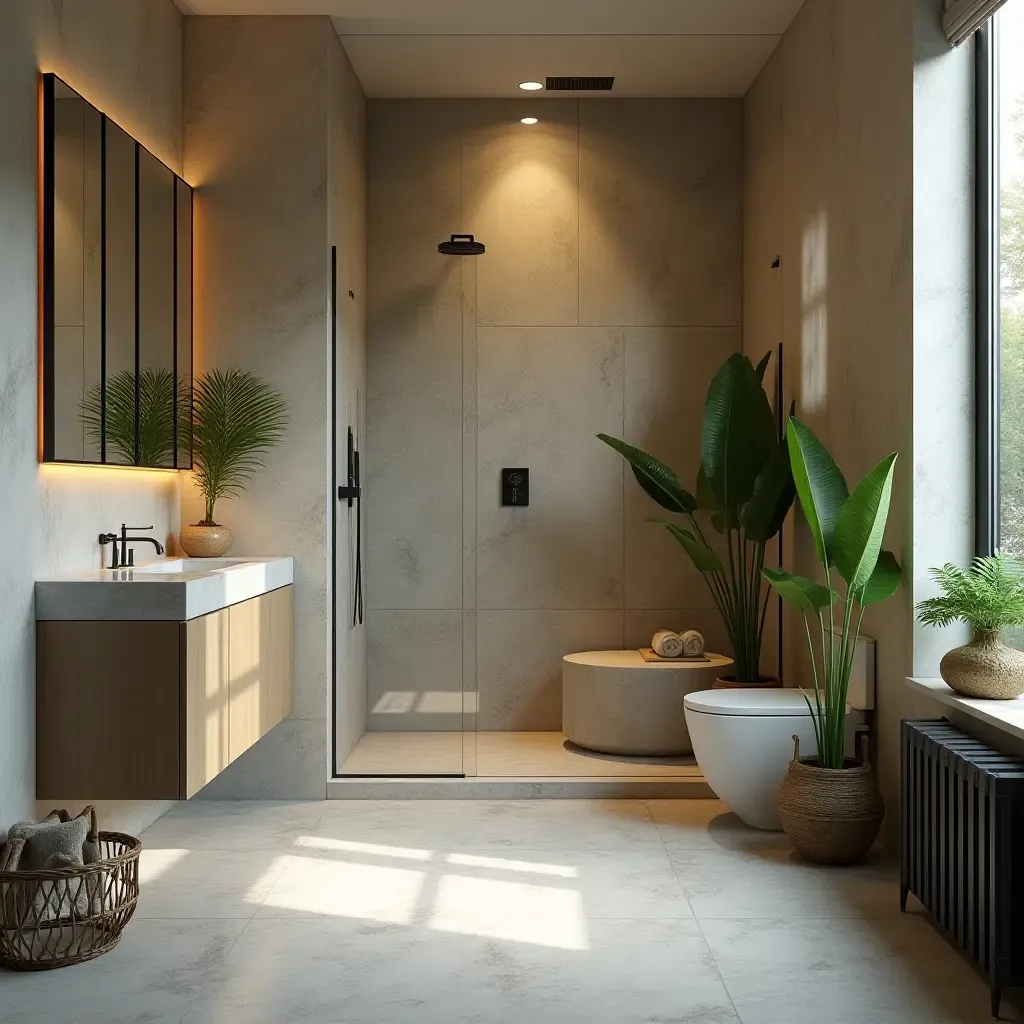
939, 629, 1024, 700
178, 523, 233, 558
776, 735, 884, 865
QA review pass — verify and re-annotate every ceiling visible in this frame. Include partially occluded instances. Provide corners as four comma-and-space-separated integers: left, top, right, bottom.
173, 0, 806, 98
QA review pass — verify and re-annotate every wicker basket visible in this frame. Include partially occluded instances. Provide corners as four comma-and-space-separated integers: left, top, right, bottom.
775, 734, 884, 865
0, 807, 141, 970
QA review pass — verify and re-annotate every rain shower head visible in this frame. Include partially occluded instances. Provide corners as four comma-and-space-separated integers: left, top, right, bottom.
438, 234, 485, 256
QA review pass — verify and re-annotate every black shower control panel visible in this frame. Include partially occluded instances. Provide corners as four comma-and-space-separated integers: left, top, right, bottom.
501, 468, 529, 507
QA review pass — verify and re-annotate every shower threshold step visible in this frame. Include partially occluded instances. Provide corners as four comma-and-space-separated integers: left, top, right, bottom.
327, 776, 713, 800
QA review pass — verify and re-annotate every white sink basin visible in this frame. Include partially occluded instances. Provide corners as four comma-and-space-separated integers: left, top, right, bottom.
36, 556, 293, 621
132, 558, 246, 574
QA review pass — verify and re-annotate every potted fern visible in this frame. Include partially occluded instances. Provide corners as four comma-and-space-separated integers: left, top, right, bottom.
917, 555, 1024, 699
180, 369, 288, 557
598, 351, 795, 685
763, 416, 900, 864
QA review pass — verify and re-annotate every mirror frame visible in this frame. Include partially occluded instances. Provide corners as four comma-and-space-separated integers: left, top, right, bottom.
40, 72, 193, 468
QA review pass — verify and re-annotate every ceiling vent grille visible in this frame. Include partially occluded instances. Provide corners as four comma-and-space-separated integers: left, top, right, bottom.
545, 76, 615, 92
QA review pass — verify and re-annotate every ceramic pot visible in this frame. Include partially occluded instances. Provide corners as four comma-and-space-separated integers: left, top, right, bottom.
178, 523, 233, 558
775, 734, 884, 865
712, 675, 780, 690
939, 628, 1024, 700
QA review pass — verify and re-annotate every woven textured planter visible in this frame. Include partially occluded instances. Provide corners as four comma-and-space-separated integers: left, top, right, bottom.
0, 808, 141, 971
776, 735, 884, 865
940, 628, 1024, 699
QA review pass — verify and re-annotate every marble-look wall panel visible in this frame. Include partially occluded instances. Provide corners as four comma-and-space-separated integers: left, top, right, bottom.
368, 100, 464, 251
367, 99, 744, 734
476, 326, 625, 611
622, 326, 740, 610
579, 101, 744, 328
330, 39, 368, 768
365, 245, 464, 610
0, 0, 183, 838
463, 101, 580, 327
366, 610, 464, 732
743, 0, 922, 841
183, 16, 344, 795
477, 611, 624, 731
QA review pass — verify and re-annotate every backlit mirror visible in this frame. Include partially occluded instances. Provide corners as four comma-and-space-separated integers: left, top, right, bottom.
42, 74, 192, 468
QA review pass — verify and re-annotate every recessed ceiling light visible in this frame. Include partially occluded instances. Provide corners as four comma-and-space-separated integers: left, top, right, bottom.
518, 81, 543, 91
520, 117, 539, 125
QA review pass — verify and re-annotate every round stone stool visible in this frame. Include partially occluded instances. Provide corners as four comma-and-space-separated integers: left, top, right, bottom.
562, 650, 734, 756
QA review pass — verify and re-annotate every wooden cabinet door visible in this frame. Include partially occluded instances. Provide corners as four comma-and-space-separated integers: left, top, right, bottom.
227, 595, 264, 763
183, 607, 230, 798
261, 585, 294, 733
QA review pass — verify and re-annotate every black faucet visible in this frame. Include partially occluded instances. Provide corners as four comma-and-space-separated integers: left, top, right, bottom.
99, 524, 165, 569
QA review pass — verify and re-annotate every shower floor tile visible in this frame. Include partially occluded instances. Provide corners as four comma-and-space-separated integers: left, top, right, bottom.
339, 731, 702, 778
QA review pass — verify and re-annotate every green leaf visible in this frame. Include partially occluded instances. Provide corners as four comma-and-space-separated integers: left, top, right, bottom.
754, 350, 772, 384
833, 453, 898, 589
696, 464, 728, 533
762, 568, 834, 612
701, 354, 776, 512
787, 416, 849, 563
664, 523, 724, 573
742, 436, 795, 543
189, 369, 288, 522
597, 434, 697, 514
858, 549, 902, 606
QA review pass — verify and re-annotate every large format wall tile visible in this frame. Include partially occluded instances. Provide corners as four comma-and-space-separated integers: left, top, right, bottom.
579, 100, 743, 328
623, 326, 740, 609
367, 100, 463, 250
463, 100, 580, 327
366, 244, 464, 609
476, 327, 624, 611
477, 610, 624, 730
367, 610, 464, 732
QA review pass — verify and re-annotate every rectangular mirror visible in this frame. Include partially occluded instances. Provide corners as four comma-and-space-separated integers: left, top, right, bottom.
42, 74, 192, 468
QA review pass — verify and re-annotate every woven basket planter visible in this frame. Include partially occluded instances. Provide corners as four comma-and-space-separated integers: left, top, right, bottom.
776, 735, 884, 865
0, 808, 141, 971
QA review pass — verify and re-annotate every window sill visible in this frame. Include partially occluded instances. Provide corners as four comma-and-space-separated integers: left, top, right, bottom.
905, 676, 1024, 744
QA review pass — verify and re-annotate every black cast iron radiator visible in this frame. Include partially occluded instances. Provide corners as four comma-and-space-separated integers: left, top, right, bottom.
901, 718, 1024, 1018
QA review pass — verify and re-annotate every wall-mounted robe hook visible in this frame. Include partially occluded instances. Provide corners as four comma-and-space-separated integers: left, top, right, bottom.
771, 256, 781, 269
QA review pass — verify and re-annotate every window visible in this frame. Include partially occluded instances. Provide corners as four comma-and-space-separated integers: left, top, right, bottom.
980, 8, 1024, 559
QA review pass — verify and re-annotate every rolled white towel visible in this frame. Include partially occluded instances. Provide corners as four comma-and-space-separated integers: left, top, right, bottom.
651, 629, 684, 658
679, 629, 705, 657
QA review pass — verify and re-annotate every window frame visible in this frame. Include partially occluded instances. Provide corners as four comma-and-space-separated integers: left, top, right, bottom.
977, 19, 1001, 556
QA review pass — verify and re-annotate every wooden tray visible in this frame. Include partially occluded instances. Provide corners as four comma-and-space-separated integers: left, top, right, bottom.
638, 648, 710, 664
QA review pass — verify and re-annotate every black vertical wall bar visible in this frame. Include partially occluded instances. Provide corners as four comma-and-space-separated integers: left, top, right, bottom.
976, 22, 1000, 556
775, 342, 784, 682
330, 245, 338, 777
100, 115, 108, 463
188, 188, 194, 468
133, 142, 141, 465
41, 75, 56, 461
172, 180, 178, 468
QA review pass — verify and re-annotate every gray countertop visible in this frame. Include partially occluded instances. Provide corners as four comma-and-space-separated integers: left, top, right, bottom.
35, 556, 294, 621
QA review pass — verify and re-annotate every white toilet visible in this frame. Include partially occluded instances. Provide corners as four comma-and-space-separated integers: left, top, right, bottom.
684, 689, 850, 831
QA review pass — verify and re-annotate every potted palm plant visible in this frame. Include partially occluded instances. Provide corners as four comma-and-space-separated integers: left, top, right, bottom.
763, 416, 900, 864
179, 369, 288, 557
599, 351, 795, 686
917, 555, 1024, 699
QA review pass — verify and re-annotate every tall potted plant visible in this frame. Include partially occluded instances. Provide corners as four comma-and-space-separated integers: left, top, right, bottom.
764, 416, 901, 864
180, 369, 288, 557
599, 351, 795, 685
917, 555, 1024, 699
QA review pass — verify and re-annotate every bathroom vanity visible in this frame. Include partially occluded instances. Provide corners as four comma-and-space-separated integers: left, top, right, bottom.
35, 557, 294, 800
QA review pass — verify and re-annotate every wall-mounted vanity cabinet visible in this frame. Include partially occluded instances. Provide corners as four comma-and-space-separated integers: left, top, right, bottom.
36, 585, 293, 800
41, 73, 192, 468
